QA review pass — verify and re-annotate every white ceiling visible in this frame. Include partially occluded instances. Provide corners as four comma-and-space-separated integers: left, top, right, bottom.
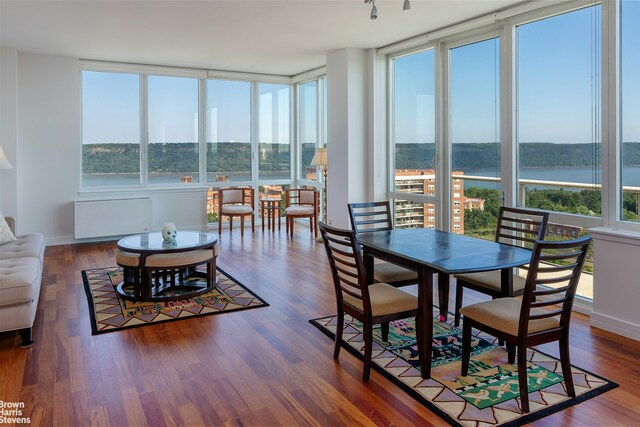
1, 0, 528, 76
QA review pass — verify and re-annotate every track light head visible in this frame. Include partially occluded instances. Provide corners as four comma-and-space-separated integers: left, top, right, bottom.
403, 0, 410, 11
370, 3, 378, 19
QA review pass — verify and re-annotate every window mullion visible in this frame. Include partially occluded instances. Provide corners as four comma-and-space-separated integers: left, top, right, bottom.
140, 74, 148, 187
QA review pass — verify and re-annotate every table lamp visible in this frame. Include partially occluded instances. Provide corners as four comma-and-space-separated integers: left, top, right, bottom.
0, 147, 13, 170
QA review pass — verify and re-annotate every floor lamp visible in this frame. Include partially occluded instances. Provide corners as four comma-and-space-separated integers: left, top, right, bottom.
0, 146, 14, 193
311, 148, 327, 237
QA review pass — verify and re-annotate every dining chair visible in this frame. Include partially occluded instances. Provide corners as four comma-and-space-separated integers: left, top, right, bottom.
347, 201, 418, 287
285, 188, 319, 238
460, 236, 591, 413
318, 221, 423, 382
453, 207, 550, 326
218, 187, 255, 237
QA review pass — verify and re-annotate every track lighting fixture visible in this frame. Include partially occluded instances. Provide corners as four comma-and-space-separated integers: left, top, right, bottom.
366, 0, 410, 20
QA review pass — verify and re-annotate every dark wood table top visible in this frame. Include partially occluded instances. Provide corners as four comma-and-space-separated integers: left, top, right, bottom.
357, 228, 532, 274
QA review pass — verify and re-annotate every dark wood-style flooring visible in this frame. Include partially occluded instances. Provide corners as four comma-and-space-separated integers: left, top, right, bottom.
1, 225, 640, 426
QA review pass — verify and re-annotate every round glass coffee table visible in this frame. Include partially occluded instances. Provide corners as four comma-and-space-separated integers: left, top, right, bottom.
116, 231, 218, 302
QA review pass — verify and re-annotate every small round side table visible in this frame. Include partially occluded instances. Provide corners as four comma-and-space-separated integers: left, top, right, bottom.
260, 197, 281, 232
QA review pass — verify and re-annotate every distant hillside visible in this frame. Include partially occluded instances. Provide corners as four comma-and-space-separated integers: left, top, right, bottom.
83, 142, 640, 174
396, 142, 640, 169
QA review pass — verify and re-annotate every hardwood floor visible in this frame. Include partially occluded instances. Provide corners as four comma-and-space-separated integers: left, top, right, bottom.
1, 225, 639, 426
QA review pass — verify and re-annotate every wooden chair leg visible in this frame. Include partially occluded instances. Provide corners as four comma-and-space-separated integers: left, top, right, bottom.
290, 218, 294, 238
251, 212, 255, 232
240, 215, 244, 237
381, 322, 390, 342
517, 343, 530, 413
454, 282, 464, 327
218, 215, 222, 234
507, 343, 516, 364
229, 216, 233, 233
461, 320, 472, 376
363, 320, 373, 382
286, 215, 289, 234
334, 309, 344, 359
559, 333, 575, 397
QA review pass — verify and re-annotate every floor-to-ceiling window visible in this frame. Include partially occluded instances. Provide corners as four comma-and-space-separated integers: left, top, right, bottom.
620, 0, 640, 223
81, 71, 141, 188
81, 65, 293, 226
206, 79, 252, 183
390, 49, 436, 229
514, 5, 601, 297
448, 36, 501, 239
148, 75, 199, 185
299, 80, 318, 181
516, 6, 602, 222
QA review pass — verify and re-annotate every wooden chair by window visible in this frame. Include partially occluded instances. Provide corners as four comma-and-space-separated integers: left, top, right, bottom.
318, 221, 423, 382
218, 187, 255, 237
347, 201, 418, 287
453, 207, 550, 326
285, 188, 319, 238
460, 236, 591, 413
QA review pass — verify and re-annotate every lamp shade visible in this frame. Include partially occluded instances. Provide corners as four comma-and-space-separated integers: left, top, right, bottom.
0, 147, 13, 170
310, 148, 327, 167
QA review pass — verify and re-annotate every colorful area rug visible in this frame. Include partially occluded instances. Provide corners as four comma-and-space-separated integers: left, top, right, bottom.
82, 267, 268, 334
310, 315, 617, 427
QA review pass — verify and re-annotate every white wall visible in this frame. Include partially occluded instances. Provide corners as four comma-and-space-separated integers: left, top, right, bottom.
0, 47, 18, 218
7, 51, 207, 244
591, 228, 640, 341
18, 53, 81, 239
326, 48, 370, 228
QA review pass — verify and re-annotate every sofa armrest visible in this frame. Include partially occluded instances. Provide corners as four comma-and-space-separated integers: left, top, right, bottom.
5, 216, 15, 234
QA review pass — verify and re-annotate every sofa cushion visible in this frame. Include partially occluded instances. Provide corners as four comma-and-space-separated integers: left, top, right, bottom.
0, 257, 40, 307
0, 213, 16, 245
0, 233, 45, 261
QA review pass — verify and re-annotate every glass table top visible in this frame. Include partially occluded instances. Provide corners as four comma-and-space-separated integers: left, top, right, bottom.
117, 231, 217, 252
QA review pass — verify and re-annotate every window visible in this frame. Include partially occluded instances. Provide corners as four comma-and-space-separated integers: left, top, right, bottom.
450, 37, 500, 241
393, 50, 436, 195
147, 75, 199, 184
299, 80, 318, 180
620, 0, 640, 222
391, 49, 437, 228
206, 79, 252, 182
516, 6, 601, 217
82, 71, 140, 187
259, 83, 290, 180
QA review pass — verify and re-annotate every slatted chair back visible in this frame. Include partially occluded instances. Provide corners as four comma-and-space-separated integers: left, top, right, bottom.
318, 222, 370, 313
495, 207, 549, 249
518, 236, 591, 337
348, 201, 393, 234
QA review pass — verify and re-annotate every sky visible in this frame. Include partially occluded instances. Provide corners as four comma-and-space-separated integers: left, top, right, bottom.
393, 2, 640, 145
82, 2, 640, 147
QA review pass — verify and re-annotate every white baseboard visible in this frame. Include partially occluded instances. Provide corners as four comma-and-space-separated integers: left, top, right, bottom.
590, 311, 640, 341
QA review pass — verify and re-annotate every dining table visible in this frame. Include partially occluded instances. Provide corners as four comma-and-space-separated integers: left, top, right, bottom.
357, 227, 532, 379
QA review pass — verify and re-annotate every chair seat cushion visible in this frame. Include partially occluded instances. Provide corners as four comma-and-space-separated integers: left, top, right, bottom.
343, 283, 418, 317
145, 250, 213, 268
221, 205, 253, 215
455, 270, 526, 294
286, 206, 314, 216
116, 250, 140, 267
374, 262, 418, 284
460, 297, 560, 336
0, 257, 40, 307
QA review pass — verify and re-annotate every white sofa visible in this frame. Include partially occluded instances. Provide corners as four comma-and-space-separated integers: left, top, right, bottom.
0, 217, 45, 347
